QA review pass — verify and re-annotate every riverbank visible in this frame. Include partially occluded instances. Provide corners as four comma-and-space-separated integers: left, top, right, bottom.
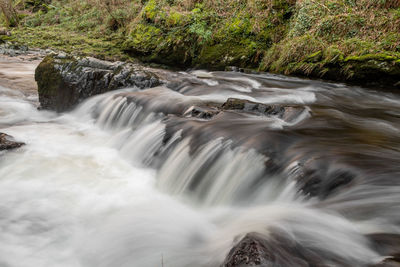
0, 51, 41, 94
2, 0, 399, 88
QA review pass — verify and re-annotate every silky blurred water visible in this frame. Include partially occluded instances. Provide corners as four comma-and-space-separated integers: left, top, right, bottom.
1, 70, 399, 266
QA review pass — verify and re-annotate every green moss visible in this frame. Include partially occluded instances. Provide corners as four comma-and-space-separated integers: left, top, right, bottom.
35, 55, 64, 96
224, 17, 252, 36
142, 0, 158, 22
166, 11, 188, 27
304, 51, 323, 63
345, 53, 399, 62
124, 23, 162, 54
9, 26, 129, 61
323, 46, 345, 63
196, 39, 261, 69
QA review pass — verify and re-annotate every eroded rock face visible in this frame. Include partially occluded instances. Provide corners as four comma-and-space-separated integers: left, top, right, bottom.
0, 133, 24, 151
35, 54, 161, 112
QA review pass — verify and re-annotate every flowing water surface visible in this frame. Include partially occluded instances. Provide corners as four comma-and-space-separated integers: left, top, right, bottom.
1, 70, 400, 266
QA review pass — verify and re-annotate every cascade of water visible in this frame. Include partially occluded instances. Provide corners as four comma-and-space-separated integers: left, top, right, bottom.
2, 70, 400, 267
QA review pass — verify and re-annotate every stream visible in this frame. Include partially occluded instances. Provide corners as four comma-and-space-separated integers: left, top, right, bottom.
1, 64, 400, 266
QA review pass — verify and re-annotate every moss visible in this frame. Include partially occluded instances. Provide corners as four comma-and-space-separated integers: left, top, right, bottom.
142, 0, 158, 22
9, 26, 129, 61
345, 53, 399, 62
304, 51, 323, 63
166, 11, 188, 27
196, 39, 261, 69
141, 0, 168, 24
123, 22, 195, 66
323, 46, 345, 63
124, 23, 162, 55
35, 56, 64, 97
223, 17, 253, 36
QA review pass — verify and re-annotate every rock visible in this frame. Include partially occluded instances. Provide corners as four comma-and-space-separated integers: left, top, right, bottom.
222, 98, 285, 117
35, 54, 162, 112
0, 133, 24, 151
185, 105, 220, 119
221, 98, 304, 120
290, 160, 356, 200
221, 232, 339, 267
369, 234, 400, 267
373, 256, 400, 267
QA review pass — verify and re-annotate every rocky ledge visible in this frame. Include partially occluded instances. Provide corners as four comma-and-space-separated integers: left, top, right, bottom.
0, 133, 24, 151
35, 53, 162, 112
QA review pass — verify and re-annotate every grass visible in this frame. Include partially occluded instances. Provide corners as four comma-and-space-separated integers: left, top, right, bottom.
1, 0, 400, 83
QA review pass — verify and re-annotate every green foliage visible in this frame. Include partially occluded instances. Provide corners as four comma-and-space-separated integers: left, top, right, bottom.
142, 0, 158, 21
290, 1, 317, 37
187, 4, 214, 44
4, 0, 400, 82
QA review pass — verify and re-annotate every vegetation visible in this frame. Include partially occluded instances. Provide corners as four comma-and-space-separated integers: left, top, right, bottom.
0, 0, 18, 26
1, 0, 400, 83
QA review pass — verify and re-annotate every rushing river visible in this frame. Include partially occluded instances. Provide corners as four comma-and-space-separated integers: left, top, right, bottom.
1, 69, 400, 267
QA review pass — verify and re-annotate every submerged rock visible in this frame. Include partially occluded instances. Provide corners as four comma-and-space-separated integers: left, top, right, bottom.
222, 98, 304, 121
222, 98, 286, 117
369, 234, 400, 267
35, 54, 161, 112
188, 106, 220, 119
0, 133, 24, 151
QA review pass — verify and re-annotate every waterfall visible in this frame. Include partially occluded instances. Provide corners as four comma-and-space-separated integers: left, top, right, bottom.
1, 70, 400, 266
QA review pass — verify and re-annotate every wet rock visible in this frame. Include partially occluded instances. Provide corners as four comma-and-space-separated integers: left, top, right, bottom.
373, 256, 400, 267
222, 233, 273, 267
35, 54, 162, 112
222, 98, 284, 116
368, 233, 400, 267
222, 98, 302, 119
292, 161, 356, 200
221, 232, 344, 267
186, 106, 220, 119
0, 133, 24, 151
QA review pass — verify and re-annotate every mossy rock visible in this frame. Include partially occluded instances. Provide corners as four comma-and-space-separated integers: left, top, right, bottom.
123, 23, 195, 66
35, 55, 68, 110
196, 40, 262, 70
343, 54, 400, 85
35, 53, 161, 112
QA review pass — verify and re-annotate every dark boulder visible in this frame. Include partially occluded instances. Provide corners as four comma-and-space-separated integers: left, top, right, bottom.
221, 232, 365, 267
221, 232, 328, 267
0, 133, 24, 151
222, 233, 275, 267
35, 53, 161, 112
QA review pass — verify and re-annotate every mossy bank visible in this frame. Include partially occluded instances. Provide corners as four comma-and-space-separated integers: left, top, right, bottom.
2, 0, 400, 87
